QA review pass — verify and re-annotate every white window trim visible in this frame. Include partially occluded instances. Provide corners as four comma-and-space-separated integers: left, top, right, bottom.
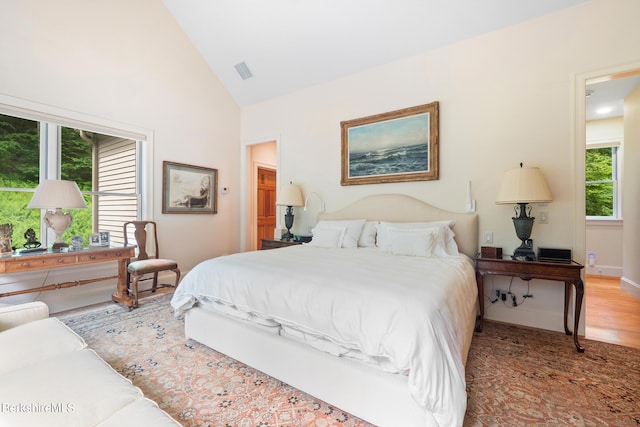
585, 139, 622, 219
0, 93, 154, 220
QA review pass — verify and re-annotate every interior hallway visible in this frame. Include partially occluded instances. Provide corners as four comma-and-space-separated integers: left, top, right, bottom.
586, 275, 640, 349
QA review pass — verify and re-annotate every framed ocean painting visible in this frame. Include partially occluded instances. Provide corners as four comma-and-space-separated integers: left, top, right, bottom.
340, 102, 439, 186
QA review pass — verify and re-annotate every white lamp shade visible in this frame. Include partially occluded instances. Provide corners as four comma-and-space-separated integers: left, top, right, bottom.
27, 180, 88, 209
276, 182, 304, 207
496, 166, 553, 204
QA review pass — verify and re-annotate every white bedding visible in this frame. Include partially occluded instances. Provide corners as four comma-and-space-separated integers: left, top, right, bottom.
171, 245, 477, 426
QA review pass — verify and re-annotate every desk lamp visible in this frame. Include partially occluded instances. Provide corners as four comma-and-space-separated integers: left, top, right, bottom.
27, 180, 87, 251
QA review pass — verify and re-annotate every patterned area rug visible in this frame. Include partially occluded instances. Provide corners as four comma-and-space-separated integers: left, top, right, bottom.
58, 293, 372, 427
57, 293, 640, 426
465, 320, 640, 426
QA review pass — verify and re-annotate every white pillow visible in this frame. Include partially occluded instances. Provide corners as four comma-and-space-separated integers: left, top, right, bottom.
307, 227, 346, 248
314, 219, 366, 248
358, 221, 378, 247
389, 228, 439, 257
377, 220, 459, 257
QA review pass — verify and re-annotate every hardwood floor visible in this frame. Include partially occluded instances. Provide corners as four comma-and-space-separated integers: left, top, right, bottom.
585, 275, 640, 349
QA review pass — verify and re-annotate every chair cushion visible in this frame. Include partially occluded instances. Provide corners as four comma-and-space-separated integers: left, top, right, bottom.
128, 258, 178, 275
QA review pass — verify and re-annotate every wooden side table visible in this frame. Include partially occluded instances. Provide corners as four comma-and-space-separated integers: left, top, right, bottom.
260, 239, 303, 250
475, 256, 585, 352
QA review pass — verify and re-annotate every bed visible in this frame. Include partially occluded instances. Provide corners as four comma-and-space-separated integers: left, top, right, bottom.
171, 194, 478, 427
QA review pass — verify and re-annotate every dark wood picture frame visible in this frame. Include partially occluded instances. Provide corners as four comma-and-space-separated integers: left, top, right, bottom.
341, 102, 439, 186
162, 161, 218, 214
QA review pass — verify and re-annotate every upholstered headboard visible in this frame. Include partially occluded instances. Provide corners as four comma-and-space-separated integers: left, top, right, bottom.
317, 194, 479, 258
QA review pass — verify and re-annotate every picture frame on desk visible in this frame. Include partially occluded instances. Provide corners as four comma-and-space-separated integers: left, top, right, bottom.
89, 233, 101, 247
100, 231, 110, 246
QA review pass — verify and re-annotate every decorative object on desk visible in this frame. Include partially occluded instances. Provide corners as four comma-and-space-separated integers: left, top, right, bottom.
27, 179, 87, 251
340, 102, 439, 186
162, 161, 218, 214
0, 237, 11, 254
496, 163, 552, 261
276, 181, 304, 241
89, 233, 101, 247
480, 246, 502, 259
99, 231, 110, 246
0, 223, 12, 239
70, 235, 83, 249
23, 228, 41, 249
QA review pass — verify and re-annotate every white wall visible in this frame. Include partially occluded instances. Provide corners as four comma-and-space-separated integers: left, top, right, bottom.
0, 0, 240, 312
622, 84, 640, 291
241, 0, 640, 332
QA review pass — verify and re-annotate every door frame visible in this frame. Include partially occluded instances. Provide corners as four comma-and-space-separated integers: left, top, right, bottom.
573, 61, 640, 332
240, 136, 281, 252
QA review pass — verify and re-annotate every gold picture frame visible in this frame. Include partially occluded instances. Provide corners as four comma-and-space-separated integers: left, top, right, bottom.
341, 102, 439, 186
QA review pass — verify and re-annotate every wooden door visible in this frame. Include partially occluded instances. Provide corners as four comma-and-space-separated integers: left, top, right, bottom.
257, 167, 277, 249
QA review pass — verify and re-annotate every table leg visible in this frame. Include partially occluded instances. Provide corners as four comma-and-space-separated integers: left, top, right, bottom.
563, 282, 572, 335
111, 258, 135, 309
475, 271, 485, 332
572, 279, 585, 353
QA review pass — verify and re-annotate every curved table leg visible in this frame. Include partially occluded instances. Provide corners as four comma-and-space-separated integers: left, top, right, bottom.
572, 278, 585, 353
475, 271, 485, 332
563, 282, 572, 335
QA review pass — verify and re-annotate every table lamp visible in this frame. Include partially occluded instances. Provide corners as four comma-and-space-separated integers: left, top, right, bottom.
27, 180, 88, 251
276, 181, 303, 241
496, 163, 552, 260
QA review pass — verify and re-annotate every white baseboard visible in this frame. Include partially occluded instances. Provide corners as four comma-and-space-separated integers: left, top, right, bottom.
621, 276, 640, 300
585, 264, 622, 277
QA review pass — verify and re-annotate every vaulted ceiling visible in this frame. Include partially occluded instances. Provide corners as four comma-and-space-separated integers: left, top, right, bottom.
162, 0, 589, 107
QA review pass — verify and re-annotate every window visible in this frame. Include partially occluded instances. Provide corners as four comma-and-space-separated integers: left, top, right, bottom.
585, 144, 620, 218
0, 112, 141, 248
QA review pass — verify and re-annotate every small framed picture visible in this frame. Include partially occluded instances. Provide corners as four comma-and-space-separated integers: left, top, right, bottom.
99, 231, 110, 246
0, 237, 12, 254
89, 233, 101, 247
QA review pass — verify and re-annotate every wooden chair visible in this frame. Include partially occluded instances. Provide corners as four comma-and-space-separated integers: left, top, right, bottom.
123, 221, 180, 307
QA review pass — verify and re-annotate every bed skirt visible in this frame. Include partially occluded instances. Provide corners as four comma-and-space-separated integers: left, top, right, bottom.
185, 306, 435, 427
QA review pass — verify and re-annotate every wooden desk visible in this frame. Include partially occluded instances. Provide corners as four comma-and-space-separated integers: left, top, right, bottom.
0, 246, 136, 309
475, 256, 585, 352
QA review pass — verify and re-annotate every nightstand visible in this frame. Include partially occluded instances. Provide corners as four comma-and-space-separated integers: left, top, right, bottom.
260, 239, 303, 250
475, 255, 585, 352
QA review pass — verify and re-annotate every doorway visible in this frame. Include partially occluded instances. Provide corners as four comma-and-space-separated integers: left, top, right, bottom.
244, 140, 278, 251
581, 68, 640, 348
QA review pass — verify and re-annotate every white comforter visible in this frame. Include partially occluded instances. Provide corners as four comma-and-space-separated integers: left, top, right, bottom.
171, 246, 477, 426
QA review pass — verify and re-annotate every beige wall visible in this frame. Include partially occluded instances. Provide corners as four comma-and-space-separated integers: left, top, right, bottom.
241, 0, 640, 332
623, 85, 640, 290
0, 0, 240, 311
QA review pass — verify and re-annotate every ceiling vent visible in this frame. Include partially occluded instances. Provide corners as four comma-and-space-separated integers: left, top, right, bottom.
234, 62, 254, 80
